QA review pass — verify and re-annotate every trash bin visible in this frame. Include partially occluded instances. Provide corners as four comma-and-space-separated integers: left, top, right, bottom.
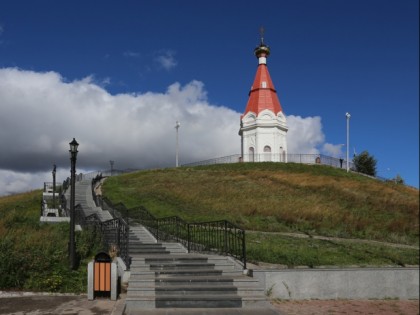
88, 252, 118, 300
94, 252, 112, 295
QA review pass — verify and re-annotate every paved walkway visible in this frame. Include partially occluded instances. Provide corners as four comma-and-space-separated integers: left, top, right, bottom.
0, 292, 283, 315
0, 292, 126, 315
1, 293, 418, 315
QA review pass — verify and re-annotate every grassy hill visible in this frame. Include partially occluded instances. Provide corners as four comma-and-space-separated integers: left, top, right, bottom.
103, 163, 419, 267
0, 162, 417, 292
0, 191, 101, 292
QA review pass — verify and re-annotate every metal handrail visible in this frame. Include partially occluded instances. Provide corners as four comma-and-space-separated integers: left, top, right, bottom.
88, 175, 246, 268
108, 203, 247, 269
76, 210, 131, 268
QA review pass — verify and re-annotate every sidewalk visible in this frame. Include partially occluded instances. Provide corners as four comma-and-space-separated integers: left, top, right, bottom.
1, 292, 417, 315
0, 292, 126, 315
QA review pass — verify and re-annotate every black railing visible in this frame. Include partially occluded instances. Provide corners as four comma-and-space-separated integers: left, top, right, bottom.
106, 202, 247, 269
90, 175, 246, 268
75, 207, 131, 268
101, 217, 130, 267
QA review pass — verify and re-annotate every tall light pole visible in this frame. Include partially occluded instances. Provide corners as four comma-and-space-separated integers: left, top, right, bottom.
346, 112, 351, 172
175, 121, 180, 167
110, 160, 114, 176
52, 164, 56, 209
69, 138, 79, 270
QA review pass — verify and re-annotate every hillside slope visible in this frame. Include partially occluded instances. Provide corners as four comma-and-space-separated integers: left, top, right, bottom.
0, 191, 102, 292
103, 163, 419, 246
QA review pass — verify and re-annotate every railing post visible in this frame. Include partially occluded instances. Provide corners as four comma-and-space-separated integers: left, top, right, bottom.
187, 224, 190, 253
242, 231, 247, 270
117, 220, 121, 248
224, 221, 228, 255
156, 220, 159, 241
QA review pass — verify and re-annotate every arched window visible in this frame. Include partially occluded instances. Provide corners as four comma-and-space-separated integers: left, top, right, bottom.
249, 147, 255, 162
263, 145, 271, 162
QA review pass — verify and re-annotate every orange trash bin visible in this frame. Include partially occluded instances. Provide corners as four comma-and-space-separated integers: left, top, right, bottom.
93, 252, 112, 296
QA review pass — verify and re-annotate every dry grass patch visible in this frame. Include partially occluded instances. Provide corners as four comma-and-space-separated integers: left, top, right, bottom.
103, 163, 419, 245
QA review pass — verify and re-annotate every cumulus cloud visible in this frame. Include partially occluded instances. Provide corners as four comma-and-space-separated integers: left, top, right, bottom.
286, 115, 325, 154
286, 115, 344, 157
0, 68, 239, 195
0, 168, 72, 196
155, 50, 177, 70
0, 68, 337, 196
322, 143, 344, 158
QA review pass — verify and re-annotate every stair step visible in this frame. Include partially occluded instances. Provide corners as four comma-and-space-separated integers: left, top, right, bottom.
69, 177, 270, 313
156, 286, 238, 295
130, 250, 170, 255
125, 307, 279, 315
150, 263, 215, 269
155, 294, 242, 308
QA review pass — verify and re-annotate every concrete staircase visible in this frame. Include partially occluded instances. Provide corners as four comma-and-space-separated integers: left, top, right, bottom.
74, 180, 113, 222
125, 225, 278, 315
67, 179, 279, 314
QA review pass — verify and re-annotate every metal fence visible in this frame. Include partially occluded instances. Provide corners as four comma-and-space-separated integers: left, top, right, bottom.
98, 198, 247, 269
183, 153, 355, 170
74, 203, 131, 268
78, 169, 139, 181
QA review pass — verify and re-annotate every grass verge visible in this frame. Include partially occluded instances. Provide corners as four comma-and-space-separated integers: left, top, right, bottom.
247, 232, 419, 267
0, 191, 103, 293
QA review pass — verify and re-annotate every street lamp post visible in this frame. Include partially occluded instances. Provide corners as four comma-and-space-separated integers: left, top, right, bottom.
110, 160, 114, 176
69, 138, 79, 270
346, 112, 351, 172
52, 164, 56, 209
175, 121, 180, 167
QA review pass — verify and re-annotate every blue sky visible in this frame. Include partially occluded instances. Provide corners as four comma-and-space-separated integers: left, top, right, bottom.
0, 0, 418, 193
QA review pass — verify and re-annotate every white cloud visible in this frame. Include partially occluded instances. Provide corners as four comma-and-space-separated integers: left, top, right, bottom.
0, 68, 338, 196
286, 115, 325, 154
0, 168, 91, 196
322, 143, 344, 158
0, 68, 238, 195
155, 50, 177, 71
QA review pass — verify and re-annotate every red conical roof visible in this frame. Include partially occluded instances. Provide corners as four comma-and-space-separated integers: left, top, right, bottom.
242, 43, 283, 117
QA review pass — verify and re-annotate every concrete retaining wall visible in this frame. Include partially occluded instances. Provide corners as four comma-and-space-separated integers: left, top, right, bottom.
253, 267, 419, 300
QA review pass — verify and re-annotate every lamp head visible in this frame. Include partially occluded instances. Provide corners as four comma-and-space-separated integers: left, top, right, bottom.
69, 138, 79, 157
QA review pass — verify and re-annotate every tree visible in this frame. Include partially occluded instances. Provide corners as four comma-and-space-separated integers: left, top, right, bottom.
392, 174, 405, 185
353, 150, 377, 176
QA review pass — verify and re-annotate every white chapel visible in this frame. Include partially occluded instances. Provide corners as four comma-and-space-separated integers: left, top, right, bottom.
239, 34, 288, 162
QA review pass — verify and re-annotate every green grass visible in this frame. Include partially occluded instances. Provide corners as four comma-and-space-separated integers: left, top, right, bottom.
0, 191, 103, 292
102, 163, 419, 267
0, 162, 417, 290
247, 232, 418, 267
103, 163, 419, 245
